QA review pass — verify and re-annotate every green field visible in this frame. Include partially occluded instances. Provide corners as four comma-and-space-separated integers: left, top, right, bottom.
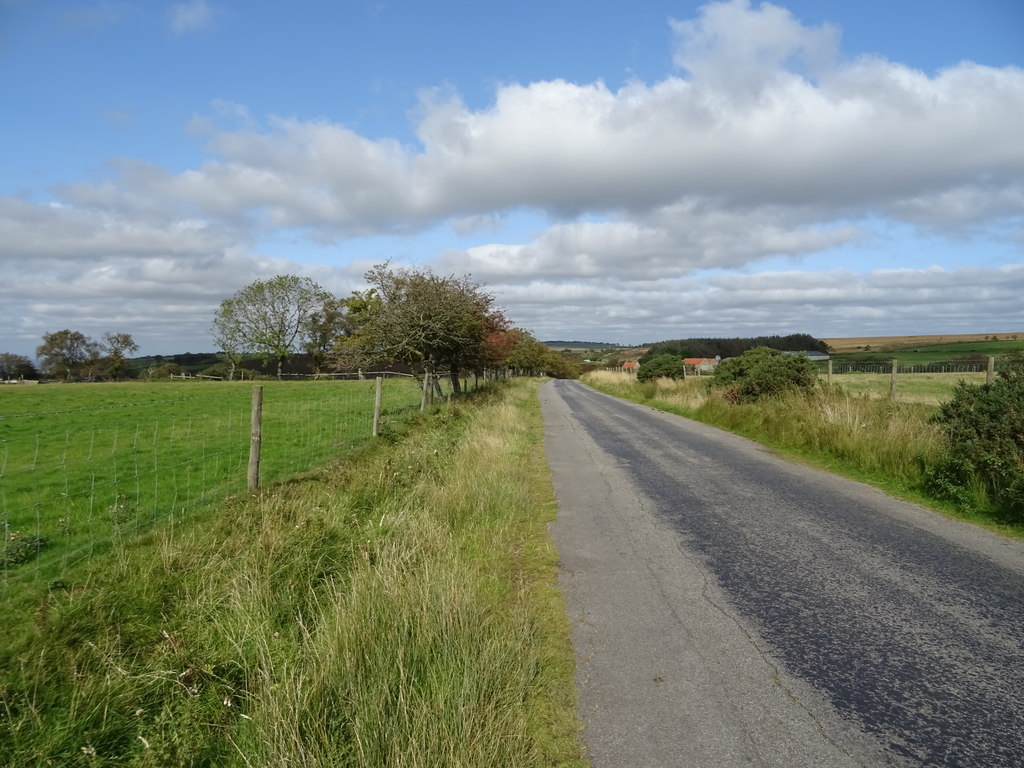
830, 338, 1024, 365
1, 379, 423, 593
826, 372, 987, 404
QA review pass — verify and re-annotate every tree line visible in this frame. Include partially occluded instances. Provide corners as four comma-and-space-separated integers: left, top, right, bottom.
640, 333, 828, 362
1, 331, 139, 381
212, 265, 578, 387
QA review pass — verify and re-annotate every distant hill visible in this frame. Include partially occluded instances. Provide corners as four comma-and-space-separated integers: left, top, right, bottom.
822, 332, 1023, 354
543, 341, 624, 349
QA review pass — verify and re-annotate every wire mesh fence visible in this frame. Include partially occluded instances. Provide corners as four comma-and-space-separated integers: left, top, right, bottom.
0, 375, 426, 599
816, 358, 1006, 375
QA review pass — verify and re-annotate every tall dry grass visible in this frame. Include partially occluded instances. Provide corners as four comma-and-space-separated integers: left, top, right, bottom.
584, 370, 942, 494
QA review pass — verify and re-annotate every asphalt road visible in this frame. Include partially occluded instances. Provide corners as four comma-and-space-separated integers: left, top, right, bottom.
541, 379, 1024, 768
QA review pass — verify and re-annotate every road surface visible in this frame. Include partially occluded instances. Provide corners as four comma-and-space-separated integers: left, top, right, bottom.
541, 379, 1024, 768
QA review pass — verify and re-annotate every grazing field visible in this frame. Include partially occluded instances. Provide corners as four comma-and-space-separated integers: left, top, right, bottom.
827, 371, 987, 404
822, 332, 1024, 355
0, 378, 423, 595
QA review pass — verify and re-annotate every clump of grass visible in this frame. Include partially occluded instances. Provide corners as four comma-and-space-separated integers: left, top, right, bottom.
0, 381, 583, 767
692, 387, 941, 488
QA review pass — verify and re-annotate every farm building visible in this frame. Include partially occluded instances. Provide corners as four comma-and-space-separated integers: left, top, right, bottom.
683, 357, 718, 373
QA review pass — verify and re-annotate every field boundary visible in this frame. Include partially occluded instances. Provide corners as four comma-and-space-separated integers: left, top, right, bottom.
0, 376, 435, 598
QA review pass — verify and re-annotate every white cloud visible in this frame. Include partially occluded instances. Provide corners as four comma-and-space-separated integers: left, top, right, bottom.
435, 207, 864, 283
489, 265, 1024, 343
671, 0, 840, 95
0, 195, 360, 354
66, 0, 1024, 245
0, 195, 236, 260
4, 0, 1023, 354
169, 0, 213, 35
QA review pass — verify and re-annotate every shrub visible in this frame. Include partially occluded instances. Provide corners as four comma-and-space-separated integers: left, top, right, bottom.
637, 354, 686, 382
712, 347, 818, 403
926, 352, 1024, 521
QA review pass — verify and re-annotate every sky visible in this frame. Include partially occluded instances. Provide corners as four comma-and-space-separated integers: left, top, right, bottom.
2, 0, 1023, 358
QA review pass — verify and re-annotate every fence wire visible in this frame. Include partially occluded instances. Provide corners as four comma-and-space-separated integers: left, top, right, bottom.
0, 376, 424, 598
815, 357, 1009, 375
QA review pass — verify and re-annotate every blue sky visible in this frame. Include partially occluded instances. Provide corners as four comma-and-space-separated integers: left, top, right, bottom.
1, 0, 1022, 357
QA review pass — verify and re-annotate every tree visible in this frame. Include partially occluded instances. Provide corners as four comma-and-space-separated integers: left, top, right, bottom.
36, 330, 101, 380
712, 347, 818, 402
481, 324, 519, 372
210, 305, 247, 381
102, 332, 139, 380
0, 353, 38, 380
486, 329, 579, 379
641, 333, 827, 363
337, 264, 496, 392
505, 329, 550, 374
303, 297, 352, 375
637, 354, 686, 382
213, 275, 332, 380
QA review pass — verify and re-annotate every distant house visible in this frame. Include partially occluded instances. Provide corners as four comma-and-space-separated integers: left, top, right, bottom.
683, 357, 718, 373
622, 361, 639, 373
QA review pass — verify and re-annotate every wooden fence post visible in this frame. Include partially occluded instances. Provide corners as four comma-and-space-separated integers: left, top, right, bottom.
889, 359, 898, 400
827, 359, 833, 386
372, 376, 383, 437
248, 386, 263, 492
421, 371, 431, 411
987, 356, 995, 385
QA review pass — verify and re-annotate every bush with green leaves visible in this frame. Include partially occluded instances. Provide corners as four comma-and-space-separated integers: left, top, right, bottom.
712, 346, 818, 402
637, 354, 687, 382
926, 352, 1024, 521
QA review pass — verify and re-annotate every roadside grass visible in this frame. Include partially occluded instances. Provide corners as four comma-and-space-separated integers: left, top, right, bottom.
584, 371, 1023, 537
0, 379, 584, 767
0, 379, 422, 593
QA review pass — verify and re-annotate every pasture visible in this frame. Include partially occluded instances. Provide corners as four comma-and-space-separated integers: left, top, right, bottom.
826, 371, 987, 404
0, 378, 422, 594
822, 333, 1024, 355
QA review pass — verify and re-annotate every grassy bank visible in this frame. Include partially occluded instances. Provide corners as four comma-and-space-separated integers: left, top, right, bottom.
1, 380, 584, 767
584, 371, 1021, 536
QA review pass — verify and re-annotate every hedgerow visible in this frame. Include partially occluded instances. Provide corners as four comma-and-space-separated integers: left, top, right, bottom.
637, 354, 686, 382
926, 352, 1024, 522
712, 347, 819, 403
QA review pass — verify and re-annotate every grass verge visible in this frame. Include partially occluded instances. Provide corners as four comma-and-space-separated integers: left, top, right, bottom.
584, 371, 1023, 539
0, 379, 584, 767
